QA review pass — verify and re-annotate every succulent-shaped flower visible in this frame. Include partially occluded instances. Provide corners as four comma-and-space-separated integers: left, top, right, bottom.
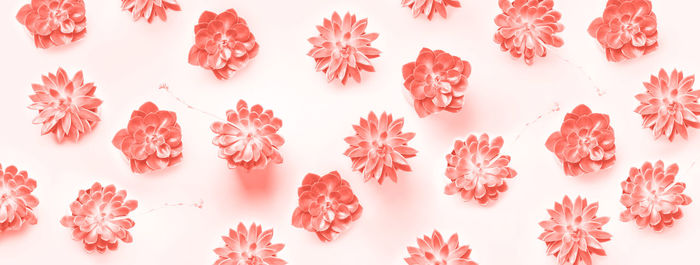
214, 223, 287, 265
545, 105, 615, 176
16, 0, 87, 48
588, 0, 658, 62
445, 134, 516, 205
401, 0, 462, 20
292, 171, 362, 242
404, 230, 478, 265
539, 196, 612, 265
634, 69, 699, 141
112, 102, 183, 174
121, 0, 181, 23
211, 100, 284, 170
60, 182, 138, 253
0, 164, 39, 233
188, 9, 259, 80
308, 12, 380, 85
28, 68, 102, 142
402, 48, 471, 117
493, 0, 564, 65
344, 112, 417, 184
620, 161, 692, 231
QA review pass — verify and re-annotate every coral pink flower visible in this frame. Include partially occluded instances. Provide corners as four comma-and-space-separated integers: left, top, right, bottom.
539, 196, 612, 265
634, 69, 699, 141
402, 48, 471, 117
112, 102, 183, 174
344, 112, 417, 184
188, 9, 259, 80
28, 68, 102, 142
401, 0, 462, 20
404, 230, 478, 265
587, 0, 658, 62
308, 12, 380, 85
121, 0, 181, 23
494, 0, 564, 65
620, 161, 692, 231
445, 134, 516, 205
214, 223, 287, 265
60, 183, 138, 253
0, 164, 39, 233
16, 0, 87, 49
292, 171, 362, 242
545, 105, 615, 176
211, 100, 284, 170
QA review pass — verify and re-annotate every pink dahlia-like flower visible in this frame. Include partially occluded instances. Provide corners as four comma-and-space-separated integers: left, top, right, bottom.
121, 0, 181, 23
308, 12, 380, 85
634, 69, 700, 141
545, 105, 615, 177
28, 68, 102, 143
292, 171, 362, 242
539, 196, 612, 265
402, 48, 471, 117
16, 0, 87, 49
445, 134, 516, 205
112, 102, 183, 174
211, 100, 284, 170
587, 0, 658, 62
214, 223, 287, 265
494, 0, 564, 65
0, 164, 39, 233
60, 182, 138, 253
620, 161, 692, 231
188, 9, 259, 80
404, 230, 478, 265
401, 0, 462, 20
344, 112, 417, 184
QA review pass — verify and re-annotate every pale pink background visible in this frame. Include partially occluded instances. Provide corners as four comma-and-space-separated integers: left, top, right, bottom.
1, 0, 698, 264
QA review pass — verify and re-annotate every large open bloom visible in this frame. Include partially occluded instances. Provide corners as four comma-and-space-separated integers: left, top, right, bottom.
112, 102, 183, 174
587, 0, 658, 62
292, 171, 362, 242
402, 48, 471, 117
16, 0, 87, 48
634, 69, 699, 141
188, 9, 259, 80
121, 0, 181, 23
404, 230, 478, 265
539, 196, 611, 265
401, 0, 462, 20
214, 223, 287, 265
28, 68, 102, 143
0, 164, 39, 233
344, 112, 417, 184
620, 161, 692, 231
545, 105, 615, 176
494, 0, 564, 65
308, 12, 380, 85
60, 183, 138, 253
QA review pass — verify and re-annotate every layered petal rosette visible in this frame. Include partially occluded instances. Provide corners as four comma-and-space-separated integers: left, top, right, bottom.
214, 223, 287, 265
587, 0, 658, 62
0, 164, 39, 233
121, 0, 181, 23
404, 230, 478, 265
401, 0, 462, 20
16, 0, 87, 48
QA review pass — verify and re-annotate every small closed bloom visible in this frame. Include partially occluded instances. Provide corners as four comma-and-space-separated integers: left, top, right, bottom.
539, 196, 612, 265
587, 0, 658, 62
401, 0, 462, 20
0, 164, 39, 233
402, 48, 471, 117
545, 105, 615, 177
214, 223, 287, 265
60, 183, 138, 253
28, 68, 102, 143
620, 161, 692, 231
16, 0, 87, 48
121, 0, 181, 23
404, 230, 478, 265
308, 12, 380, 85
292, 171, 362, 242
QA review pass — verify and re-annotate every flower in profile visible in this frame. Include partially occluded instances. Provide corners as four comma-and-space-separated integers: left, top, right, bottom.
211, 100, 284, 170
402, 48, 471, 117
493, 0, 564, 65
634, 69, 699, 141
445, 134, 516, 205
188, 9, 259, 80
0, 164, 39, 233
121, 0, 181, 23
545, 105, 615, 176
308, 12, 380, 85
16, 0, 87, 48
404, 230, 478, 265
538, 196, 612, 265
587, 0, 658, 62
344, 112, 417, 184
401, 0, 462, 20
60, 183, 138, 253
28, 68, 102, 143
292, 171, 362, 242
620, 161, 692, 231
214, 223, 287, 265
